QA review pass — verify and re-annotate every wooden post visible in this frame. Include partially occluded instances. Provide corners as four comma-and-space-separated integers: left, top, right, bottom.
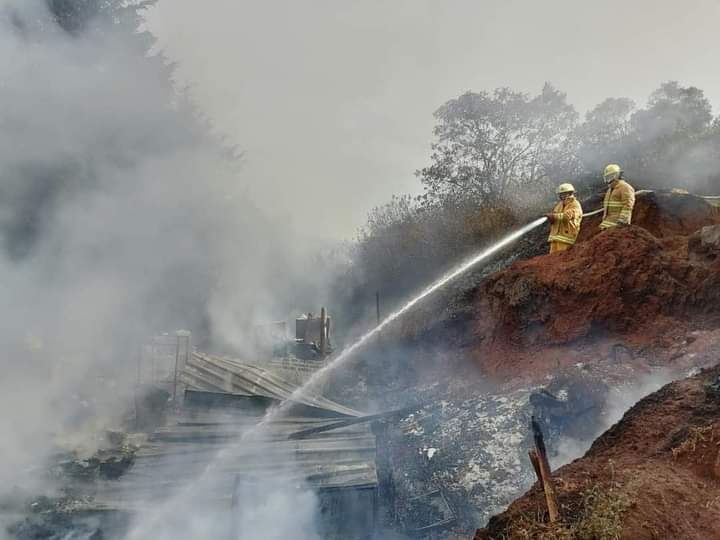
325, 316, 331, 351
319, 307, 326, 356
151, 342, 157, 384
528, 450, 542, 481
136, 344, 142, 385
173, 333, 181, 401
531, 416, 561, 523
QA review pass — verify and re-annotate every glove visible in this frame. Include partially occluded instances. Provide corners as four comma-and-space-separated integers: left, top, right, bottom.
545, 213, 555, 223
616, 217, 629, 226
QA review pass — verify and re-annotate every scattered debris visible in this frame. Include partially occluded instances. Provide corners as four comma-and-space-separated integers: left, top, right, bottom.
401, 490, 456, 535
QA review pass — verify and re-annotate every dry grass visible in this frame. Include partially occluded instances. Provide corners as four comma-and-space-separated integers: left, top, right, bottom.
506, 514, 574, 540
572, 484, 630, 540
505, 483, 630, 540
671, 425, 720, 461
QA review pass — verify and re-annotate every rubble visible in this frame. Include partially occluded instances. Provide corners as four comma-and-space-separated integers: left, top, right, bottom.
370, 360, 633, 536
10, 191, 720, 539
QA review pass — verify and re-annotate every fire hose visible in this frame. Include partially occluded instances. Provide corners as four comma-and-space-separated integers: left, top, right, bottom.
579, 194, 720, 219
583, 208, 604, 217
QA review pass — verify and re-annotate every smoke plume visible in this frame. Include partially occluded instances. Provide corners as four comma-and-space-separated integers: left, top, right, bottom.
0, 3, 327, 537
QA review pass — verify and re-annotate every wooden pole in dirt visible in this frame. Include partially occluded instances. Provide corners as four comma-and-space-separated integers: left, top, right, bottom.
173, 333, 181, 401
528, 450, 542, 481
530, 416, 561, 523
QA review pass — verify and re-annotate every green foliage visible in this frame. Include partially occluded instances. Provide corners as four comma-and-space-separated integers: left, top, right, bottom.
417, 83, 579, 208
576, 81, 719, 192
45, 0, 156, 35
575, 98, 636, 173
341, 79, 720, 333
331, 193, 537, 328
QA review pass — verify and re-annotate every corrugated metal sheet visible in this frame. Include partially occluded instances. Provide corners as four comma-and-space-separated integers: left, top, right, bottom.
88, 355, 376, 512
91, 406, 377, 511
181, 352, 365, 418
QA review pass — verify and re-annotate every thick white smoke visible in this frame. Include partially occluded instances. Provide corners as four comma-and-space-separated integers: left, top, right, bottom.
553, 369, 679, 467
0, 1, 327, 536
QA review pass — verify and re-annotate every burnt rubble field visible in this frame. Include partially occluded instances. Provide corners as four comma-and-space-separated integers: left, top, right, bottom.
5, 191, 720, 540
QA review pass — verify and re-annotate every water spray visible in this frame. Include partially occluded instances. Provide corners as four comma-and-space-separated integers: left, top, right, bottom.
126, 212, 595, 537
265, 208, 612, 423
261, 216, 550, 425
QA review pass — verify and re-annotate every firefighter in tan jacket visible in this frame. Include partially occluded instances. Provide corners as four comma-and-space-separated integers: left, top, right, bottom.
546, 183, 583, 254
600, 164, 635, 229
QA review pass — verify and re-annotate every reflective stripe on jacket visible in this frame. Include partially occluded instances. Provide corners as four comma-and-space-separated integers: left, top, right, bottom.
547, 196, 583, 245
600, 179, 635, 229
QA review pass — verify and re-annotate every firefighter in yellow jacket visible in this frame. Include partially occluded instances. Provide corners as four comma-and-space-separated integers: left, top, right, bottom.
600, 164, 635, 229
546, 183, 583, 254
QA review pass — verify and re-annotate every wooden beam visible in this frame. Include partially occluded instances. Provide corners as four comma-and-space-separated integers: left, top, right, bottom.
528, 449, 542, 483
319, 307, 326, 356
531, 416, 561, 523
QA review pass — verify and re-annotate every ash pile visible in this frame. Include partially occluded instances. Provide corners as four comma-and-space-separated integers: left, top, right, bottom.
371, 366, 613, 537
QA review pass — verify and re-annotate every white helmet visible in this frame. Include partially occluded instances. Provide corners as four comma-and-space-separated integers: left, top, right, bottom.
603, 164, 622, 185
556, 182, 576, 195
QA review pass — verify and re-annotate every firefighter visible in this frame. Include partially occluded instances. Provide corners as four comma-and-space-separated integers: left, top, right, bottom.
599, 164, 635, 230
546, 183, 583, 254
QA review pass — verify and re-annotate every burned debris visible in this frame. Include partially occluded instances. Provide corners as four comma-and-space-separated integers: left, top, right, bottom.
7, 191, 720, 540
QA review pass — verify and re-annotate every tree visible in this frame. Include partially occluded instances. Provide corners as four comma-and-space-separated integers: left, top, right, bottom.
416, 83, 578, 207
46, 0, 156, 35
575, 82, 717, 191
576, 97, 636, 175
1, 0, 165, 259
633, 81, 712, 140
628, 82, 713, 183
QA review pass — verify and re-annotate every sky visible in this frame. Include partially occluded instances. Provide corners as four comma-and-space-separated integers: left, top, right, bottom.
146, 0, 720, 239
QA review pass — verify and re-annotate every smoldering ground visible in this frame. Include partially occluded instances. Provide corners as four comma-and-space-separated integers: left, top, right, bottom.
124, 438, 322, 540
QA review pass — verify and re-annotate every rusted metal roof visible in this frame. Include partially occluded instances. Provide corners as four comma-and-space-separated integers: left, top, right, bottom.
181, 352, 365, 417
87, 354, 376, 512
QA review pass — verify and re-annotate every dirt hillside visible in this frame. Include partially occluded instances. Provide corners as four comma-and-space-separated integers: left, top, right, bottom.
396, 191, 720, 382
475, 365, 720, 540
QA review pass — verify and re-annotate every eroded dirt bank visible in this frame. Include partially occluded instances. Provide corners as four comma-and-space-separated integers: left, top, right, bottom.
395, 191, 720, 383
476, 366, 720, 540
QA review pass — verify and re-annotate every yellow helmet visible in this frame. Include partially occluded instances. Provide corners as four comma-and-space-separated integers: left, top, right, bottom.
603, 163, 622, 184
556, 182, 576, 195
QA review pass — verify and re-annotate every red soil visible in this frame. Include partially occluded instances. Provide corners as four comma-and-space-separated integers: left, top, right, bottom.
475, 366, 720, 539
476, 225, 720, 347
398, 192, 720, 382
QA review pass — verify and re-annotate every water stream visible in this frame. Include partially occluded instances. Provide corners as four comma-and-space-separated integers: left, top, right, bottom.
126, 216, 548, 538
260, 216, 548, 425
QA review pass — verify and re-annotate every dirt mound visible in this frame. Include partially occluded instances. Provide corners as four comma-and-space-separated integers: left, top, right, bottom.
578, 190, 720, 242
396, 192, 720, 380
475, 366, 720, 539
474, 225, 720, 347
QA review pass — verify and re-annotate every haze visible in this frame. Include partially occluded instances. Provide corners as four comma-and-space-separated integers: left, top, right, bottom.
146, 0, 720, 238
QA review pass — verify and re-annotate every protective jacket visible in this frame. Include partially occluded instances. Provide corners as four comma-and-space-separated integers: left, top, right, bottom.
600, 179, 635, 229
547, 196, 583, 246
